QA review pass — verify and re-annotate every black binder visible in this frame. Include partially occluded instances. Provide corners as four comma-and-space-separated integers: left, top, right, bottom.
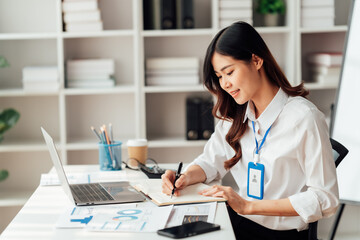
186, 97, 201, 140
199, 98, 214, 140
143, 0, 161, 30
161, 0, 176, 29
177, 0, 194, 29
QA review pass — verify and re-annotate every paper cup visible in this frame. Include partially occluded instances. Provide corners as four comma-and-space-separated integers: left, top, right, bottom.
127, 139, 148, 167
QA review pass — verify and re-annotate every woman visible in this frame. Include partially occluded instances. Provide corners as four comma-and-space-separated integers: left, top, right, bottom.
161, 21, 339, 239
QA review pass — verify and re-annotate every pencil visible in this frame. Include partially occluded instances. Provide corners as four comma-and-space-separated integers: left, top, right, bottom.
90, 126, 102, 142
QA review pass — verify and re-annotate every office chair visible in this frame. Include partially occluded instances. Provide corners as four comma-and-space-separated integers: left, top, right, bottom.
308, 138, 349, 240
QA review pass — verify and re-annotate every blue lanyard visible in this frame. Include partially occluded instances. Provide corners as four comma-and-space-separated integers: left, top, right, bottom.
252, 121, 272, 155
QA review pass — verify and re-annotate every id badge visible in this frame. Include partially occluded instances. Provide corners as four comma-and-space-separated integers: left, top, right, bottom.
247, 162, 265, 200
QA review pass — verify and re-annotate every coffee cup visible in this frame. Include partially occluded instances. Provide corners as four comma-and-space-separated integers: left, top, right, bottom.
127, 139, 148, 167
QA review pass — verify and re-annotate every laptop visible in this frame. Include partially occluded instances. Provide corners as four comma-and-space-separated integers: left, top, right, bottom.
41, 127, 145, 206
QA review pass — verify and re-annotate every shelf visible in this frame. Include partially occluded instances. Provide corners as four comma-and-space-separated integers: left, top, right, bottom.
304, 82, 339, 90
0, 32, 58, 40
301, 25, 348, 34
142, 28, 214, 37
62, 30, 135, 39
0, 89, 59, 97
148, 137, 207, 148
144, 85, 206, 93
0, 140, 60, 153
0, 190, 33, 207
63, 85, 136, 95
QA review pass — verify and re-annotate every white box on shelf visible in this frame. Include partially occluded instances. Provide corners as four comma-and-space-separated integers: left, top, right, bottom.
62, 0, 98, 12
301, 0, 334, 7
146, 57, 199, 70
219, 0, 252, 8
65, 21, 103, 32
146, 75, 199, 86
64, 10, 101, 23
67, 79, 115, 88
307, 52, 343, 67
23, 81, 59, 92
302, 17, 334, 28
301, 7, 334, 18
219, 9, 252, 19
22, 66, 59, 81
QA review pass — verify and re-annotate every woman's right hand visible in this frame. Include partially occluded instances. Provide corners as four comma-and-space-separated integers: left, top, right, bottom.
161, 170, 189, 197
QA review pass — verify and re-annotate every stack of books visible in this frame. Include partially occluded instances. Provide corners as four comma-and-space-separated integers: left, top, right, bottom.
145, 57, 199, 86
301, 0, 334, 28
218, 0, 253, 29
66, 59, 115, 88
306, 52, 343, 85
62, 0, 103, 32
22, 66, 59, 91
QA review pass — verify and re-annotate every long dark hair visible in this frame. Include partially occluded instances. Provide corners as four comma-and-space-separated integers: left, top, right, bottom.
204, 21, 309, 170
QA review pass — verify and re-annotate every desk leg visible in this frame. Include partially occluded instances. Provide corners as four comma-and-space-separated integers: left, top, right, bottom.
329, 203, 345, 240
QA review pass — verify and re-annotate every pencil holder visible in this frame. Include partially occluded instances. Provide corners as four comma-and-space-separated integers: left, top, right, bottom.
98, 141, 122, 171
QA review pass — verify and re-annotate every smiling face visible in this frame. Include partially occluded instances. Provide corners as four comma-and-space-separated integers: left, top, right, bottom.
212, 52, 263, 105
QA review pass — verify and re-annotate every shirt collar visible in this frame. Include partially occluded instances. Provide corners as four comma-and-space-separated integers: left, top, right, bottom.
243, 88, 288, 130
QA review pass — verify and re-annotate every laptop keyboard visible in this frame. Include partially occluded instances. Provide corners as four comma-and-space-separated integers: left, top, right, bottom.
70, 183, 114, 203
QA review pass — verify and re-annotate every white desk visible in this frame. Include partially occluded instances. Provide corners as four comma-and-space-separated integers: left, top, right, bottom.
0, 165, 235, 240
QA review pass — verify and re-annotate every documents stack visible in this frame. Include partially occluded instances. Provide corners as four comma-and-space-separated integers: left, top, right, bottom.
301, 0, 334, 28
306, 52, 342, 85
62, 0, 103, 32
22, 66, 59, 92
66, 59, 115, 88
218, 0, 253, 29
145, 57, 199, 86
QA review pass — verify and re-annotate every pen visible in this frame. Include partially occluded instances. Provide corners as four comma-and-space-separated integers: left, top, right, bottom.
171, 162, 183, 199
90, 126, 102, 142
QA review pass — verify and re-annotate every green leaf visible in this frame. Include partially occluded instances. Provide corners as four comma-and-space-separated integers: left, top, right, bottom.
0, 169, 9, 181
0, 109, 20, 135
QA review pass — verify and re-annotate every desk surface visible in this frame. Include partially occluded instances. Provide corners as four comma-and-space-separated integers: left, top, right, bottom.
0, 165, 235, 240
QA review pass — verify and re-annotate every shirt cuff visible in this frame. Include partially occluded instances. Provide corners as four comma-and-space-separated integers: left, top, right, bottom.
289, 191, 322, 223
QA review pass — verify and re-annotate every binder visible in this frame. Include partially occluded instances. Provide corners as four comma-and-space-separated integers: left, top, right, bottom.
161, 0, 176, 29
199, 98, 214, 140
186, 97, 201, 140
176, 0, 194, 29
143, 0, 161, 30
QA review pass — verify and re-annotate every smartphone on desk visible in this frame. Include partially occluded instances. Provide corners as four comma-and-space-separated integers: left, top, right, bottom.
157, 221, 220, 239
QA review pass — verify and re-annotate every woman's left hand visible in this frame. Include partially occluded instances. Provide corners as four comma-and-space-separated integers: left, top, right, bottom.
199, 185, 250, 215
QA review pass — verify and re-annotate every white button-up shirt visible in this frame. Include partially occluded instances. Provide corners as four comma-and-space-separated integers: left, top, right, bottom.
188, 88, 339, 231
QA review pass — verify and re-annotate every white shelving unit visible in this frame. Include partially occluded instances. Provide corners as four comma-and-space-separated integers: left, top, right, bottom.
0, 0, 352, 233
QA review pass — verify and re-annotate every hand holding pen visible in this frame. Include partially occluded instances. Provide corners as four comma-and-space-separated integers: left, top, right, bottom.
171, 162, 183, 198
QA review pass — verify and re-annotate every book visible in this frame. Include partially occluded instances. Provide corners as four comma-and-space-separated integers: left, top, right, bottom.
23, 81, 59, 91
301, 6, 334, 18
133, 179, 226, 206
186, 97, 201, 140
22, 66, 59, 81
67, 59, 115, 73
219, 9, 252, 19
302, 17, 334, 28
219, 0, 252, 8
146, 68, 198, 76
62, 0, 98, 12
67, 79, 115, 88
63, 10, 101, 23
301, 0, 334, 7
146, 57, 199, 70
65, 21, 103, 32
146, 75, 199, 86
307, 52, 343, 67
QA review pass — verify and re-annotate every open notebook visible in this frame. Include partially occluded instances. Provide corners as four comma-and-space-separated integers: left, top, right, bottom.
133, 179, 226, 206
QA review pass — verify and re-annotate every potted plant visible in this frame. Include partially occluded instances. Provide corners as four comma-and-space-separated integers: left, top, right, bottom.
0, 56, 20, 182
256, 0, 286, 27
